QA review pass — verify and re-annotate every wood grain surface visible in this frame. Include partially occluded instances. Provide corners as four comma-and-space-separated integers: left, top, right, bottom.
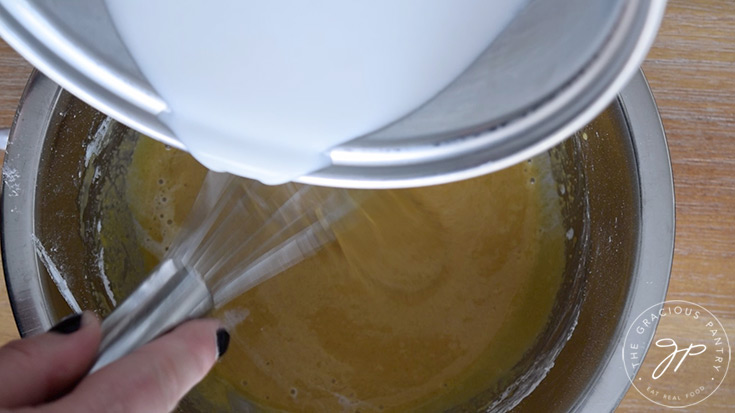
619, 1, 735, 411
0, 1, 733, 411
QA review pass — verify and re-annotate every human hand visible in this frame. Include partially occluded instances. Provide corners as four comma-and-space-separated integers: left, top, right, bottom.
0, 312, 229, 413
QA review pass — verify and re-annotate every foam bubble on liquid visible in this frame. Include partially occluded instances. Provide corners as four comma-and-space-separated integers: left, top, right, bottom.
106, 0, 529, 184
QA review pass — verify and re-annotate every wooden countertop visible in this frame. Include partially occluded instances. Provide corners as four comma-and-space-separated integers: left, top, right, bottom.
0, 1, 732, 411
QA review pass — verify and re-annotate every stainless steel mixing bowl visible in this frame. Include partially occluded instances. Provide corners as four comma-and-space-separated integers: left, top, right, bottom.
1, 71, 674, 411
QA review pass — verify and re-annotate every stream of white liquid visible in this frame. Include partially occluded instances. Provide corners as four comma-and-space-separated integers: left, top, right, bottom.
106, 0, 528, 184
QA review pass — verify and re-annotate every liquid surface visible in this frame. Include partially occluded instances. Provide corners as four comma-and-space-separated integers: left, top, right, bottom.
106, 0, 529, 183
123, 138, 566, 412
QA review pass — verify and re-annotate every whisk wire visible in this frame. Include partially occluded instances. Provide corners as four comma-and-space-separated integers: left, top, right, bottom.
166, 172, 363, 308
189, 183, 315, 277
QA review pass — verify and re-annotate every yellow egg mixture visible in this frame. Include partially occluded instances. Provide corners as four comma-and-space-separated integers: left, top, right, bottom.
123, 138, 565, 412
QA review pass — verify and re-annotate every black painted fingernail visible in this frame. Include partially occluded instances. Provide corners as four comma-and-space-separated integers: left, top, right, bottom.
216, 328, 230, 358
49, 313, 83, 334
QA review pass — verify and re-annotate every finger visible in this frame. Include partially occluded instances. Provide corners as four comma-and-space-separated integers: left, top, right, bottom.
50, 318, 225, 413
0, 312, 101, 408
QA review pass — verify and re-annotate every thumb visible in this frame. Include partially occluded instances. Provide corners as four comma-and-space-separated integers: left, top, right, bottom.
0, 311, 101, 408
47, 318, 227, 413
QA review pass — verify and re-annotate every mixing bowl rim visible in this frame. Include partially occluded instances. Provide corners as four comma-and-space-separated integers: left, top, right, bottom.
566, 71, 675, 412
295, 2, 667, 188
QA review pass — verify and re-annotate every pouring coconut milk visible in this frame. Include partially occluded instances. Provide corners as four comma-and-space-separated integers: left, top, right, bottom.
105, 0, 530, 184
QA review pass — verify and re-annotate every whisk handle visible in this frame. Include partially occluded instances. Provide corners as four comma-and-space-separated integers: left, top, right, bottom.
90, 258, 213, 374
